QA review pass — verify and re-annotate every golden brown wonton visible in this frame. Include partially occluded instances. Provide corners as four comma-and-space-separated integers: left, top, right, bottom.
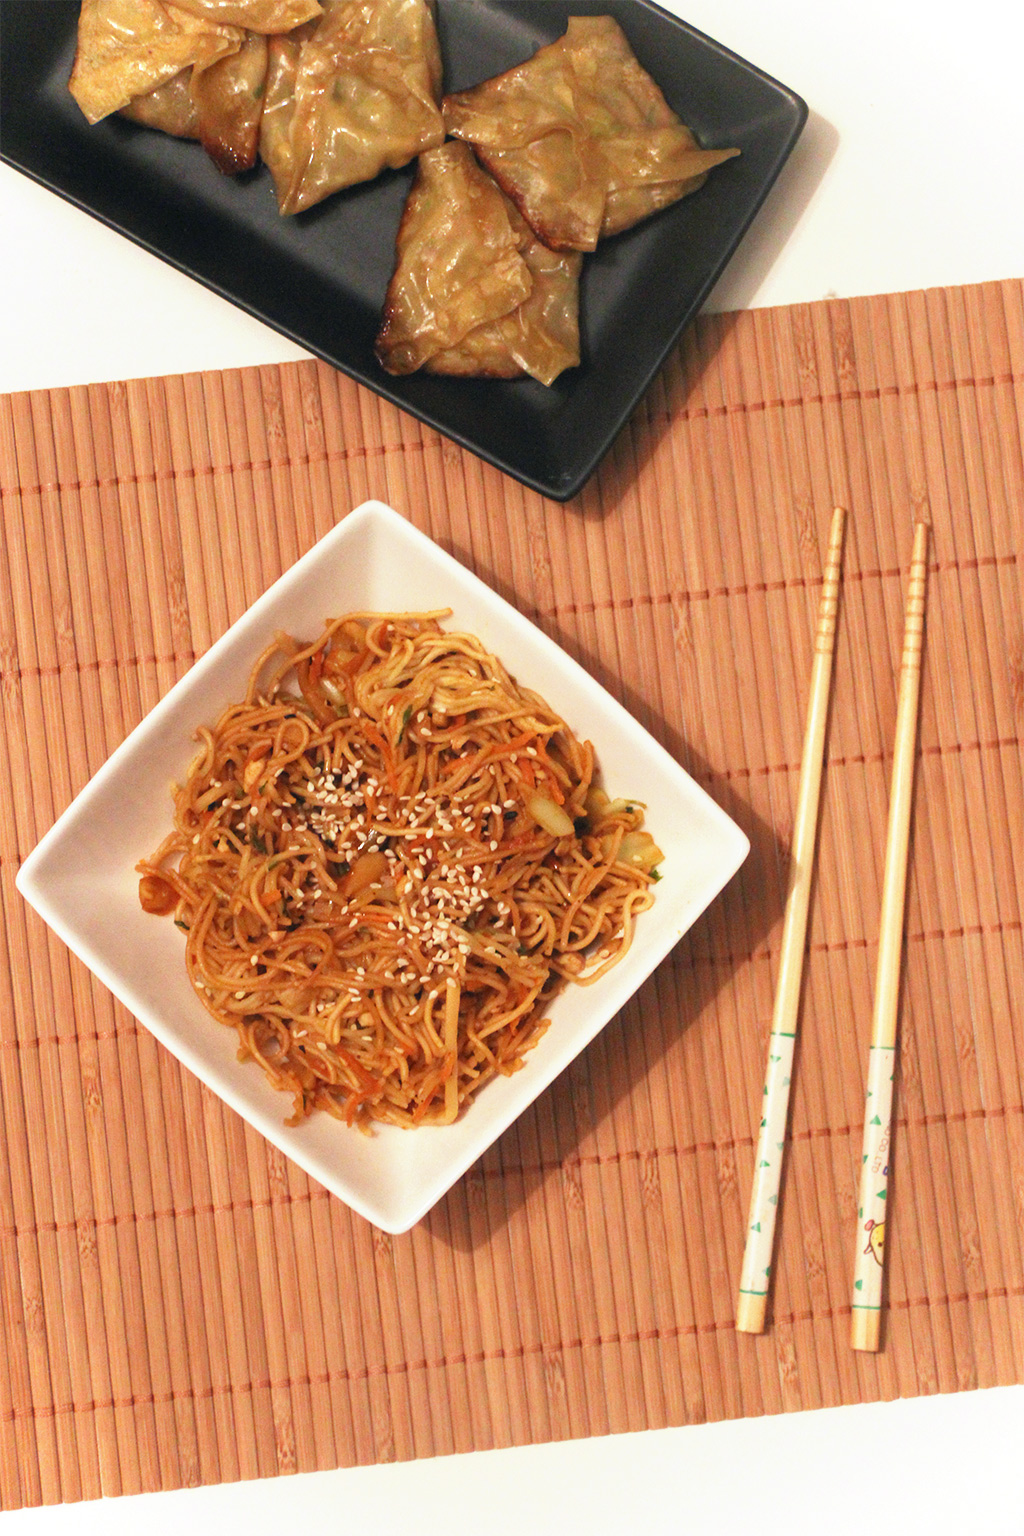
190, 29, 269, 171
69, 0, 244, 124
165, 0, 320, 30
443, 15, 740, 252
118, 34, 268, 169
258, 0, 444, 215
375, 142, 581, 386
118, 67, 200, 137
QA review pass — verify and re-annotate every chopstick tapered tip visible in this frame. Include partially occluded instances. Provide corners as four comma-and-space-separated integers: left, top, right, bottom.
815, 507, 848, 655
826, 506, 847, 562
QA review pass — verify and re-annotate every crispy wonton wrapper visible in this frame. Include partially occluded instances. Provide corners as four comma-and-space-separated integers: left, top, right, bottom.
443, 15, 740, 252
190, 29, 269, 171
119, 34, 268, 171
119, 67, 200, 137
166, 0, 320, 31
375, 142, 581, 386
259, 0, 444, 215
69, 0, 244, 124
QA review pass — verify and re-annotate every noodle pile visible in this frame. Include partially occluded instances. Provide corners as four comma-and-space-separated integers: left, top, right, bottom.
137, 612, 662, 1129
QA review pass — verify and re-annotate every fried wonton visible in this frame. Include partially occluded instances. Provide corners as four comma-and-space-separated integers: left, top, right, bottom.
190, 28, 269, 171
258, 0, 444, 215
114, 27, 267, 171
257, 21, 320, 204
69, 0, 243, 124
443, 15, 740, 252
165, 0, 320, 30
426, 230, 582, 385
119, 67, 200, 137
375, 142, 581, 386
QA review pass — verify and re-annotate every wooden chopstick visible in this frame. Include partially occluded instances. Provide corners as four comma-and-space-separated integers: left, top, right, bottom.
736, 506, 846, 1335
850, 521, 930, 1352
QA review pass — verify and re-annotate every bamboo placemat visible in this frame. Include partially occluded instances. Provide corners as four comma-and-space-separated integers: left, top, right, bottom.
1, 276, 1022, 1509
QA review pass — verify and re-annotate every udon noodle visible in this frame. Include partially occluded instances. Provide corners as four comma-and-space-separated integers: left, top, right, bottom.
137, 612, 662, 1128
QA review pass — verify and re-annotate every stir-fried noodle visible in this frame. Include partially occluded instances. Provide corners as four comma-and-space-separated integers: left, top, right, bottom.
138, 612, 662, 1128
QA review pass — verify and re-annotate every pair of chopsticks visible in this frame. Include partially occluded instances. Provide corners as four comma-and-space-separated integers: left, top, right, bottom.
735, 512, 929, 1351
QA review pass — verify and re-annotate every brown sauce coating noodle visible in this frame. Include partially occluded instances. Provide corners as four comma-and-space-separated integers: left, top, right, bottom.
137, 612, 661, 1128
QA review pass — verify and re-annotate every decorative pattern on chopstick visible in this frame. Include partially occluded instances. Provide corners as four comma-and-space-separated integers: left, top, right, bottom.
850, 521, 930, 1353
735, 506, 846, 1335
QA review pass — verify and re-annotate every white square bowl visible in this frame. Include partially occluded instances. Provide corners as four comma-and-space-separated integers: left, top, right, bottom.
16, 501, 748, 1232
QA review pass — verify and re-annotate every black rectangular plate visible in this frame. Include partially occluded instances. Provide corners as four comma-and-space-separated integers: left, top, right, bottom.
0, 1, 806, 500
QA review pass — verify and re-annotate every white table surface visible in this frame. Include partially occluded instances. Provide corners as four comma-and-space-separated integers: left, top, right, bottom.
3, 2, 1023, 1530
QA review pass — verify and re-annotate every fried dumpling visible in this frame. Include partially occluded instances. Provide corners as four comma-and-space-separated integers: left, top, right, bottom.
375, 143, 530, 376
69, 0, 243, 124
375, 142, 580, 386
114, 27, 267, 172
165, 0, 321, 30
257, 20, 321, 204
190, 28, 268, 171
119, 67, 200, 137
426, 231, 581, 386
443, 15, 740, 252
259, 0, 444, 215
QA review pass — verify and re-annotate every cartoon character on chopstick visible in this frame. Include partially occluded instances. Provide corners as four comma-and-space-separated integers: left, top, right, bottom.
863, 1218, 885, 1266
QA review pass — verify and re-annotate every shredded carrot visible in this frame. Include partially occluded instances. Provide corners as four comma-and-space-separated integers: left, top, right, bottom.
342, 648, 369, 676
297, 664, 333, 723
444, 730, 536, 778
362, 720, 398, 793
533, 742, 565, 803
410, 1056, 455, 1125
343, 1085, 378, 1126
482, 729, 535, 763
337, 1046, 381, 1095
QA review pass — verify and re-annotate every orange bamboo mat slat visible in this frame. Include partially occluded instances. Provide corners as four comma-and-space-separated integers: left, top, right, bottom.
1, 276, 1022, 1508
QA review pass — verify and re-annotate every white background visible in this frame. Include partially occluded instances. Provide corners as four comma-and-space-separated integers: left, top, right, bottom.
3, 1, 1024, 1531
